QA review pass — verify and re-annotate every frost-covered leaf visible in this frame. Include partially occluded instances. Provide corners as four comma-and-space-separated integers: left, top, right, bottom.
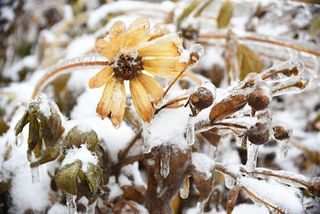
176, 0, 201, 27
209, 94, 247, 122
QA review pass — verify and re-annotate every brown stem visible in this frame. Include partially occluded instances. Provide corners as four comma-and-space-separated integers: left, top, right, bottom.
118, 129, 143, 161
199, 34, 320, 57
31, 61, 109, 99
211, 122, 247, 129
162, 69, 188, 98
155, 95, 189, 114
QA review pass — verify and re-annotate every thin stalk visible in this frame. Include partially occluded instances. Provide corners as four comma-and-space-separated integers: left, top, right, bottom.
199, 34, 320, 57
32, 61, 109, 99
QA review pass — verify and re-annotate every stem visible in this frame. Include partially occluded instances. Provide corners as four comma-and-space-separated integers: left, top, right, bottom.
199, 34, 320, 57
31, 61, 109, 99
155, 95, 189, 114
162, 69, 187, 98
118, 129, 142, 161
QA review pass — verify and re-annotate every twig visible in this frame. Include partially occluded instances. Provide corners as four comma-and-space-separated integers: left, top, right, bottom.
155, 95, 189, 114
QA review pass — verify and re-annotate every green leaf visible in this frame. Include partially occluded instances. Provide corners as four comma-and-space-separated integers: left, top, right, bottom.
55, 160, 82, 196
194, 0, 215, 17
237, 44, 264, 80
217, 0, 233, 29
176, 0, 201, 28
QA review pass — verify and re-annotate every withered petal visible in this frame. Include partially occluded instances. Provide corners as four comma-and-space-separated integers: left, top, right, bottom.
89, 66, 114, 89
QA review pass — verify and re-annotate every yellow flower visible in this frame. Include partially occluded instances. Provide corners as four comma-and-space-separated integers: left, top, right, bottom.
89, 18, 187, 126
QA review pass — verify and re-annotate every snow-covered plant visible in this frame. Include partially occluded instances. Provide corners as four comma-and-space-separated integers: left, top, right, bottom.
0, 1, 319, 214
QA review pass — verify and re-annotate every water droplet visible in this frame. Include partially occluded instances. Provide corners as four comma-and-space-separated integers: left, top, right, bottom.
160, 146, 170, 178
66, 194, 77, 214
186, 116, 195, 146
180, 177, 190, 199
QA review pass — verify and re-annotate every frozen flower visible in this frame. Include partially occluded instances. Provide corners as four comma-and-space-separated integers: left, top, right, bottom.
89, 17, 187, 126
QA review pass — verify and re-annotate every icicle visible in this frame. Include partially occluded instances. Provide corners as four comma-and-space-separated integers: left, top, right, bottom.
224, 174, 235, 189
246, 142, 259, 172
66, 194, 77, 214
142, 124, 152, 153
159, 146, 170, 178
180, 177, 190, 199
196, 201, 205, 213
209, 146, 218, 160
186, 116, 195, 146
16, 132, 24, 146
31, 166, 40, 183
278, 139, 289, 160
87, 200, 97, 214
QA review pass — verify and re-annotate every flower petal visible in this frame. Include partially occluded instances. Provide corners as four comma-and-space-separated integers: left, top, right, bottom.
124, 18, 150, 48
130, 79, 154, 123
128, 17, 150, 32
109, 81, 126, 126
138, 35, 182, 57
96, 78, 115, 119
96, 78, 126, 126
138, 74, 163, 104
89, 66, 114, 89
96, 21, 125, 60
143, 57, 187, 78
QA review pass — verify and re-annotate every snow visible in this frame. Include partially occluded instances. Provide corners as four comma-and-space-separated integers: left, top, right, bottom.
61, 144, 98, 172
65, 35, 95, 59
191, 152, 215, 179
149, 107, 190, 150
232, 204, 269, 214
47, 204, 68, 214
240, 177, 303, 214
1, 7, 15, 21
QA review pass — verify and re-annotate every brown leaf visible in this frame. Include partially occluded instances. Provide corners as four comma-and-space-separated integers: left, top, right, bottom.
217, 0, 233, 29
209, 94, 247, 122
237, 44, 264, 80
201, 128, 221, 146
122, 185, 145, 204
226, 185, 241, 214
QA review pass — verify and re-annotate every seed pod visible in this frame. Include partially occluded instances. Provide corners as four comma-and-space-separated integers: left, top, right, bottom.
248, 84, 271, 111
62, 125, 99, 153
247, 122, 270, 145
189, 87, 214, 115
273, 125, 290, 140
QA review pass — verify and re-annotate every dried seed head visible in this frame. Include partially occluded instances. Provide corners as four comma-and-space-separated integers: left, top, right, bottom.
248, 84, 271, 111
190, 87, 214, 113
282, 66, 299, 77
273, 125, 290, 140
247, 122, 270, 145
112, 51, 143, 80
294, 79, 307, 89
181, 26, 199, 40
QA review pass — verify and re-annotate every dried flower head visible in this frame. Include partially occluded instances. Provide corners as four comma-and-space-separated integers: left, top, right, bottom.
247, 84, 271, 111
89, 18, 188, 126
272, 125, 291, 140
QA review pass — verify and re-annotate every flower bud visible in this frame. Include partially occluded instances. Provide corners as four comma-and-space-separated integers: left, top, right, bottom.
248, 84, 271, 111
272, 125, 290, 140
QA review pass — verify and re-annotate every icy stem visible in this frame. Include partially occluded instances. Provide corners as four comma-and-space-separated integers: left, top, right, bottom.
31, 166, 40, 183
179, 177, 190, 199
246, 142, 259, 172
186, 116, 195, 146
278, 139, 289, 160
66, 194, 77, 214
87, 200, 97, 214
159, 146, 170, 178
142, 123, 152, 153
224, 174, 235, 189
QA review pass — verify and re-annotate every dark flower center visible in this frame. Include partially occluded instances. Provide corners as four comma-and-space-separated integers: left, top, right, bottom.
112, 51, 143, 80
